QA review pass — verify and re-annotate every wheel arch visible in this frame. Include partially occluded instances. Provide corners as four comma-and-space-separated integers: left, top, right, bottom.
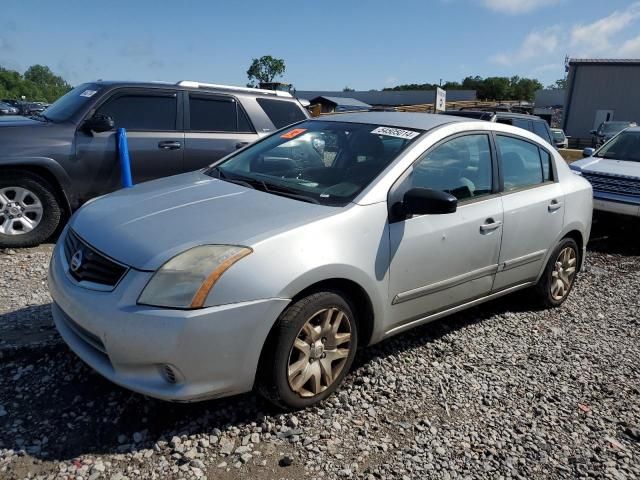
0, 158, 73, 214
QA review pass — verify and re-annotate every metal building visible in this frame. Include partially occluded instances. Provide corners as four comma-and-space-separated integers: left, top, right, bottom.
295, 89, 476, 107
563, 58, 640, 139
309, 96, 371, 113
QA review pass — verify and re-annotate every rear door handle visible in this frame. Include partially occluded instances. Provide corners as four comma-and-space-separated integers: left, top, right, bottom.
235, 142, 249, 149
158, 141, 182, 150
548, 200, 563, 212
480, 219, 502, 233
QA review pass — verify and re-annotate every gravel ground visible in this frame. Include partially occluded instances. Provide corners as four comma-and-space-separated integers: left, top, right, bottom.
1, 220, 639, 480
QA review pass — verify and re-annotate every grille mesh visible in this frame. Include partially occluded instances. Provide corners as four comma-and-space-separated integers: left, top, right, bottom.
582, 172, 640, 197
64, 230, 128, 287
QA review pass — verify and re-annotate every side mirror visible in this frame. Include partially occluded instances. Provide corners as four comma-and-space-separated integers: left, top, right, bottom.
83, 114, 114, 133
402, 188, 457, 216
583, 147, 595, 157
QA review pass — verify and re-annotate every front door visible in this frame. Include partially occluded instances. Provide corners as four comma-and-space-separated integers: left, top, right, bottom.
75, 89, 184, 200
492, 134, 564, 291
388, 133, 504, 327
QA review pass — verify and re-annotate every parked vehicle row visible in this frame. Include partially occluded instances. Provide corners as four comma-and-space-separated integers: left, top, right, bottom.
0, 80, 309, 248
0, 101, 20, 115
443, 110, 555, 147
591, 120, 637, 147
48, 112, 593, 408
0, 99, 50, 116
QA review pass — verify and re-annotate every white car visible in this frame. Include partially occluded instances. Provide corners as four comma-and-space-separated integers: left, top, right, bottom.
571, 126, 640, 217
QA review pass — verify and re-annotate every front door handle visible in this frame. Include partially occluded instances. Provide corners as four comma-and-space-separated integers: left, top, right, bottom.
480, 219, 503, 233
548, 200, 563, 212
158, 141, 182, 150
235, 142, 249, 149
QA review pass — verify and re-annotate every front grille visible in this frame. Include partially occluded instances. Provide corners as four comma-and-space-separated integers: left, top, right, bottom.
63, 230, 128, 288
582, 172, 640, 197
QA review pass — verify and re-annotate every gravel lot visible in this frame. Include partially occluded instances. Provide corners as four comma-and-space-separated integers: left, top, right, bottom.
1, 220, 639, 480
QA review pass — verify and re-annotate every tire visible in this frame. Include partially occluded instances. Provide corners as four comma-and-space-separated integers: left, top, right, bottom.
533, 238, 579, 308
258, 290, 358, 410
0, 171, 62, 248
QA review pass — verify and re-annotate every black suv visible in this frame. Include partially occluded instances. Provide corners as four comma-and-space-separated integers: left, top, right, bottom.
444, 110, 555, 146
0, 80, 309, 247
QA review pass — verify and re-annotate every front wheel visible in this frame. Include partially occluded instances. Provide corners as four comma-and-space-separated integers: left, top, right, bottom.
533, 238, 579, 308
258, 291, 358, 410
0, 172, 62, 248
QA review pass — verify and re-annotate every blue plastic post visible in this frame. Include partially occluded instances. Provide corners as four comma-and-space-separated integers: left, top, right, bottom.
117, 127, 133, 188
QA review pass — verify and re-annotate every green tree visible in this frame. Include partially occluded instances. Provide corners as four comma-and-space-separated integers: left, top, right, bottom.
0, 64, 71, 102
342, 86, 355, 92
546, 78, 567, 89
246, 55, 286, 87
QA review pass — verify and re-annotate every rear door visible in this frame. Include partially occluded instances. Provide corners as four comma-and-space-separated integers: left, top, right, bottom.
183, 92, 259, 171
492, 134, 564, 291
75, 88, 184, 199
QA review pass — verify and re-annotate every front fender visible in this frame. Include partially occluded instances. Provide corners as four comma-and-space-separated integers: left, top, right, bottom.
0, 156, 74, 209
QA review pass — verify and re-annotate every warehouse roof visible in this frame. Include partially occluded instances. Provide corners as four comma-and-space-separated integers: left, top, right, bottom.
568, 58, 640, 66
311, 96, 371, 109
295, 89, 476, 106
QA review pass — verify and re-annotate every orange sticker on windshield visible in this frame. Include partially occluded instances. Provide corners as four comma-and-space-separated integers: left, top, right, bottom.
281, 128, 307, 139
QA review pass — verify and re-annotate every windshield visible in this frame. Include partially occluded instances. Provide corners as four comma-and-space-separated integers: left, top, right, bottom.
552, 130, 565, 141
595, 131, 640, 162
599, 122, 629, 134
207, 120, 423, 206
43, 83, 102, 122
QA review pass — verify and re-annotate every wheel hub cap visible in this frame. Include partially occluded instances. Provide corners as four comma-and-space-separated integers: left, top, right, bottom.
0, 187, 43, 236
287, 307, 352, 398
550, 247, 577, 301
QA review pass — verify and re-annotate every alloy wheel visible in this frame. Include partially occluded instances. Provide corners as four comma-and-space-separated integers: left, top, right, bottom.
287, 307, 352, 398
0, 186, 44, 236
550, 246, 577, 301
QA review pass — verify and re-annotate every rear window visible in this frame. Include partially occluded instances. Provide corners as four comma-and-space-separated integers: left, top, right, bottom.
256, 98, 306, 129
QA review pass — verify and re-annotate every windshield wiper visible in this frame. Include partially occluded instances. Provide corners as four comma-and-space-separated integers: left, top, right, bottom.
260, 182, 320, 204
211, 167, 255, 189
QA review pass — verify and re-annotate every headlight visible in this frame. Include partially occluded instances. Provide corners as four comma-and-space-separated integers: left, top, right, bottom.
138, 245, 252, 309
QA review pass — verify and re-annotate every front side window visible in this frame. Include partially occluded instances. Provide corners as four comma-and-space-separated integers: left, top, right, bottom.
208, 120, 422, 206
189, 94, 255, 133
256, 98, 307, 129
595, 131, 640, 162
496, 135, 550, 191
410, 134, 493, 201
96, 93, 177, 130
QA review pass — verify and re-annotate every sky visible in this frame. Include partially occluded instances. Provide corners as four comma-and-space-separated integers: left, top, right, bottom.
1, 0, 640, 91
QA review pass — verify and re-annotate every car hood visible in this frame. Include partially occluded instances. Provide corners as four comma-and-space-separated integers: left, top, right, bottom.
571, 157, 640, 177
69, 171, 338, 270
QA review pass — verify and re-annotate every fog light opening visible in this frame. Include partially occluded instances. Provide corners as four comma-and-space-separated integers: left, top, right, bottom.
161, 364, 178, 384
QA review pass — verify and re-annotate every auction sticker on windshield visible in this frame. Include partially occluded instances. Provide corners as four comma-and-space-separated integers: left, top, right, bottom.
281, 128, 307, 139
79, 89, 97, 98
371, 126, 420, 139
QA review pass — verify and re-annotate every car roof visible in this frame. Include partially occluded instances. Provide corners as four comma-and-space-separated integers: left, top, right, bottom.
315, 112, 468, 130
87, 80, 296, 100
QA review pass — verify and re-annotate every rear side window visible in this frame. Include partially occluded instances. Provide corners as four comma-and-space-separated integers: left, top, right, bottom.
540, 149, 552, 181
496, 135, 550, 191
96, 93, 177, 130
256, 98, 306, 129
189, 94, 255, 133
532, 120, 552, 144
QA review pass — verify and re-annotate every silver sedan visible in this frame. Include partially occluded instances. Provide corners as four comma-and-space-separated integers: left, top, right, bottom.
48, 112, 593, 409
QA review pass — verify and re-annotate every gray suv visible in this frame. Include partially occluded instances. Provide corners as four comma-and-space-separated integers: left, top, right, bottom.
0, 80, 309, 248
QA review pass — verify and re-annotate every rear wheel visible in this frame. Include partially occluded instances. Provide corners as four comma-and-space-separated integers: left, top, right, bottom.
533, 238, 579, 308
0, 172, 61, 248
258, 291, 358, 409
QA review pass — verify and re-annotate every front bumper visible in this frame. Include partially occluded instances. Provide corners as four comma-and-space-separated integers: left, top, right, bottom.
48, 240, 289, 402
593, 192, 640, 217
